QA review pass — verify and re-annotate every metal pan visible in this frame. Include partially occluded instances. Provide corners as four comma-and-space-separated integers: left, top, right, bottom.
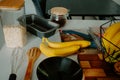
18, 14, 59, 38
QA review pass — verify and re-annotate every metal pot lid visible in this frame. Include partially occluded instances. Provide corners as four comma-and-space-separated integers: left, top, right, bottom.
50, 7, 68, 15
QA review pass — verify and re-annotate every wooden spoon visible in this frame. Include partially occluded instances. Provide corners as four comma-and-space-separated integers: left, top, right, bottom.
24, 47, 41, 80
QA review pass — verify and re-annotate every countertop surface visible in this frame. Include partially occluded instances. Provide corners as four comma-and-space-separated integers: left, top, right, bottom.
0, 20, 110, 80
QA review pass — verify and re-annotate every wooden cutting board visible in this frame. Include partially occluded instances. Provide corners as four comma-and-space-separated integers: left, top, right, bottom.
0, 0, 24, 10
77, 53, 120, 80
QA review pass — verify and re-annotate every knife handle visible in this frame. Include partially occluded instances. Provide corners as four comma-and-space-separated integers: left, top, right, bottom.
9, 73, 16, 80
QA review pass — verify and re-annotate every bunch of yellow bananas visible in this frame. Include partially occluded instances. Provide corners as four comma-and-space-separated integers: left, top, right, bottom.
40, 37, 91, 57
102, 22, 120, 63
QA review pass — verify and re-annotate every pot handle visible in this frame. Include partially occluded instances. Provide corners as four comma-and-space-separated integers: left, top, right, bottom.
9, 74, 16, 80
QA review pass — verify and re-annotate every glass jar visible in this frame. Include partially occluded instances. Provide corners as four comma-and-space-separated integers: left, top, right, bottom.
49, 7, 69, 28
0, 0, 27, 48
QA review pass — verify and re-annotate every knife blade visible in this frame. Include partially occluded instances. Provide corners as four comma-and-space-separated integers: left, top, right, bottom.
88, 28, 102, 51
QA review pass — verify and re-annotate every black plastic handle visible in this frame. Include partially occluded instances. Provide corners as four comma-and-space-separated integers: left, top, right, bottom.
9, 73, 16, 80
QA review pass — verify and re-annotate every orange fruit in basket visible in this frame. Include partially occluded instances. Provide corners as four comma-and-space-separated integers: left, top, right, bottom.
114, 61, 120, 75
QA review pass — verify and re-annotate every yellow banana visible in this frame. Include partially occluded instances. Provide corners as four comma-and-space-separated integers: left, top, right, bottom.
102, 22, 120, 54
105, 55, 118, 63
40, 42, 80, 57
113, 50, 120, 58
42, 37, 90, 48
108, 31, 120, 54
103, 22, 120, 38
104, 45, 120, 63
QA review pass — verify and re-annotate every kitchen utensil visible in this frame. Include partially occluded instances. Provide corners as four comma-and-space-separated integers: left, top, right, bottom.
88, 27, 102, 51
9, 48, 25, 80
61, 30, 91, 40
36, 57, 83, 80
24, 47, 41, 80
18, 14, 59, 38
60, 29, 98, 48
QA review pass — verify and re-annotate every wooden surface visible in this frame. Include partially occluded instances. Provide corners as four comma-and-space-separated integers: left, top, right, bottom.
24, 47, 41, 80
0, 0, 24, 10
77, 53, 120, 80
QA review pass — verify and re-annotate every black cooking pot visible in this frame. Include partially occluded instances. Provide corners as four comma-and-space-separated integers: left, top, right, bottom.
36, 57, 83, 80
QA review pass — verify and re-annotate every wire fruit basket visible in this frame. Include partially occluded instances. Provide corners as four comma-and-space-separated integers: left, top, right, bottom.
99, 18, 120, 63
